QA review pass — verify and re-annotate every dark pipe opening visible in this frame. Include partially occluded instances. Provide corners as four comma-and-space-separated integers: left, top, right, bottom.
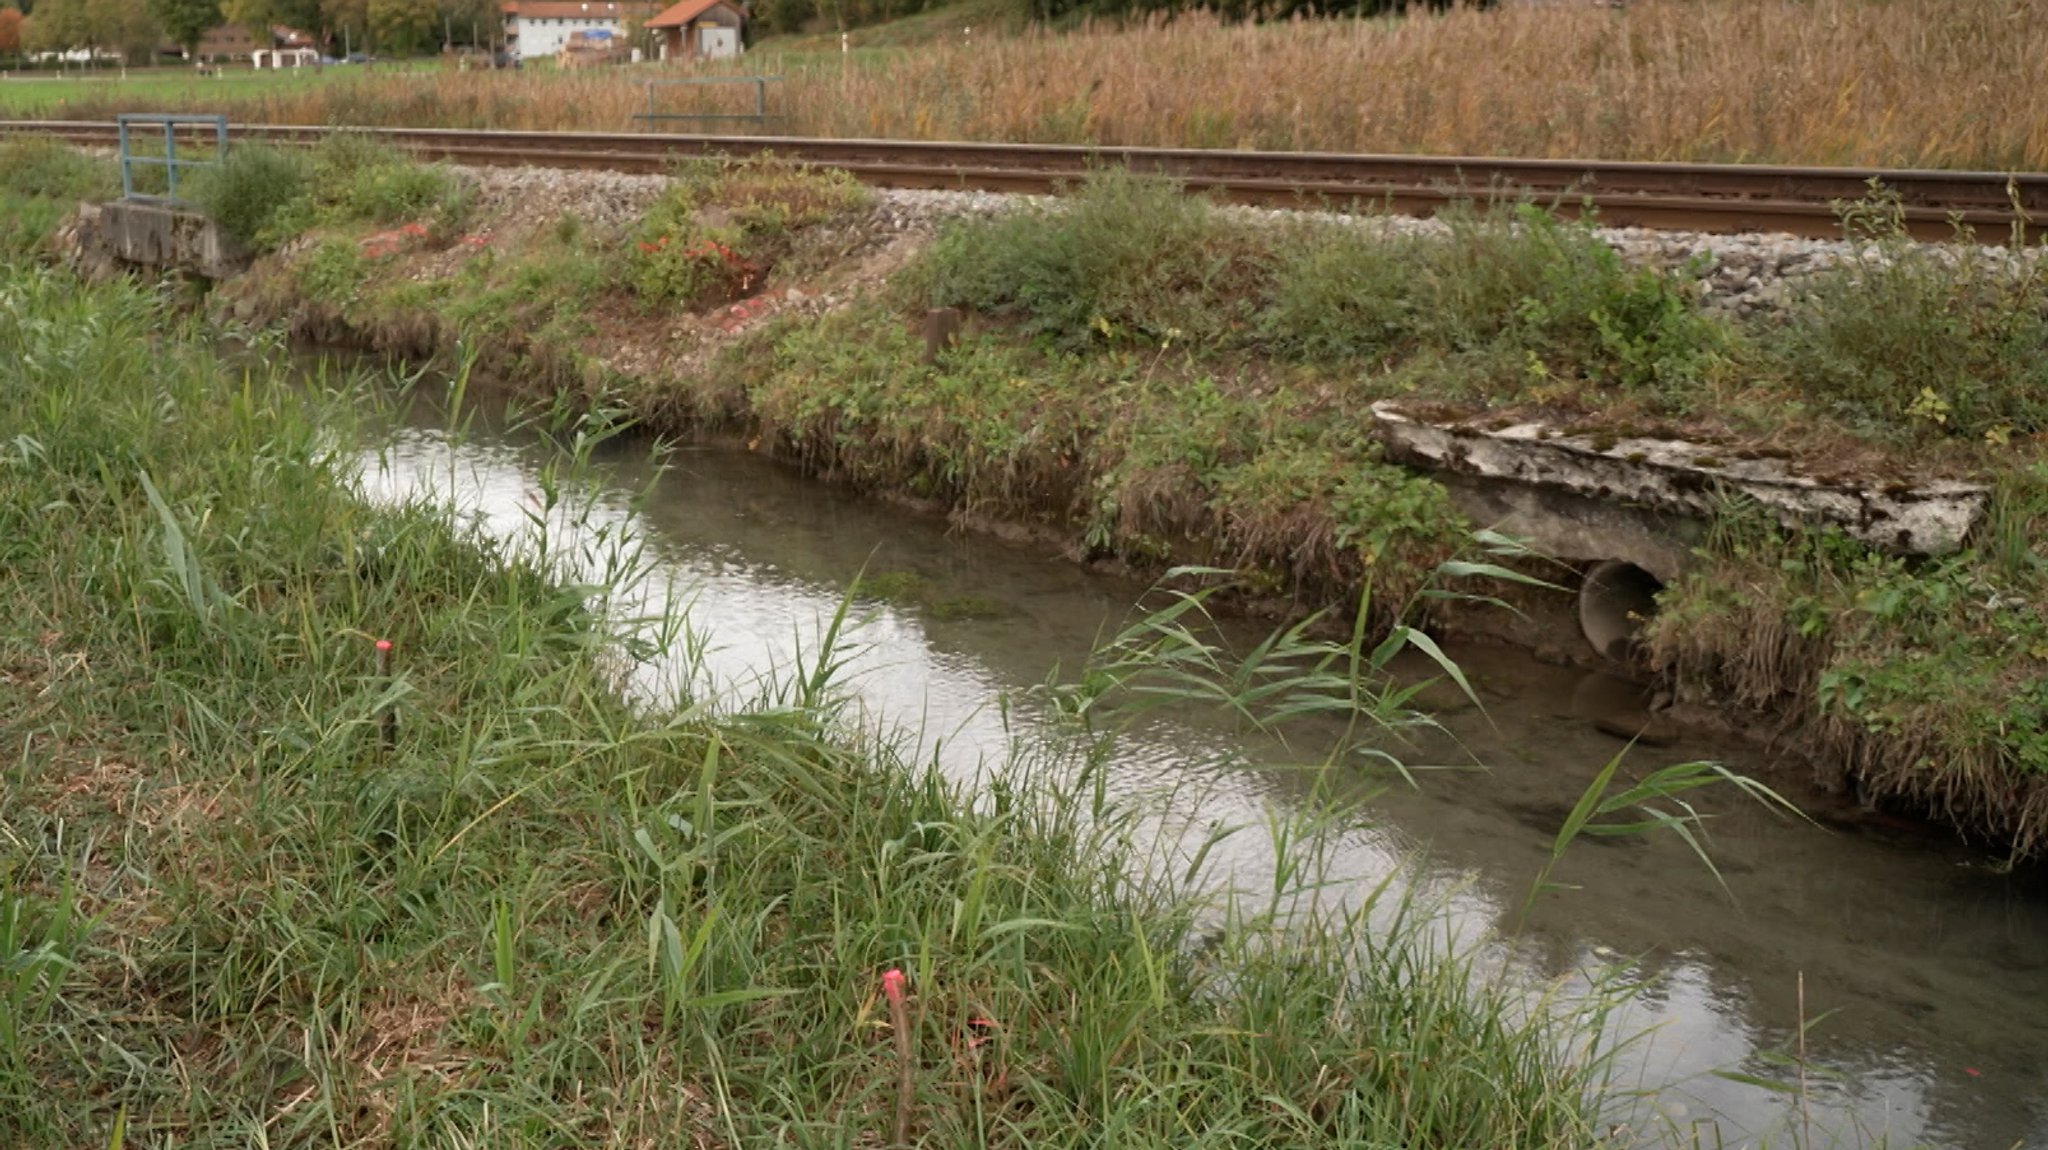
1578, 560, 1663, 665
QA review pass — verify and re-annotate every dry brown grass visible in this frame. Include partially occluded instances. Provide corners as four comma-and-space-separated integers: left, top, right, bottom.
41, 0, 2048, 169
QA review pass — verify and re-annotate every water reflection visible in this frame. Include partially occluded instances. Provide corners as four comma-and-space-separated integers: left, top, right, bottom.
354, 416, 2048, 1150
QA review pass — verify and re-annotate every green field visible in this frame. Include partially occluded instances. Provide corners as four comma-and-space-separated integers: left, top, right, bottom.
0, 62, 435, 116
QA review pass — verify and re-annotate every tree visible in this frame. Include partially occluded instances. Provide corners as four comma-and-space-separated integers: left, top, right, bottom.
0, 7, 23, 55
322, 0, 365, 49
438, 0, 493, 48
618, 6, 649, 56
272, 0, 324, 40
22, 0, 88, 53
20, 0, 158, 61
219, 0, 274, 38
149, 0, 219, 53
85, 0, 161, 61
366, 0, 430, 54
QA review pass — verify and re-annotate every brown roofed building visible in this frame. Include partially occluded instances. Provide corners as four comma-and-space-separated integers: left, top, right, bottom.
191, 24, 317, 62
646, 0, 745, 60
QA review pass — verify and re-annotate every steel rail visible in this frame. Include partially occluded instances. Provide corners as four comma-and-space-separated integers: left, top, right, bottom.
9, 119, 2041, 241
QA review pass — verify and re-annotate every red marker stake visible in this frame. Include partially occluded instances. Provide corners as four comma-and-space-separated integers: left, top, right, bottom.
375, 639, 396, 750
883, 969, 913, 1147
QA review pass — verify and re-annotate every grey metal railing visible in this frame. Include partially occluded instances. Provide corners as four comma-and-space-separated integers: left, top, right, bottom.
117, 113, 227, 205
634, 76, 782, 128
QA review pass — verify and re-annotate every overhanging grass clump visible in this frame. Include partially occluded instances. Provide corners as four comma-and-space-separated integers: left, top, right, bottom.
1768, 192, 2048, 443
0, 138, 117, 258
742, 306, 1466, 607
1648, 477, 2048, 856
185, 144, 313, 247
191, 134, 474, 252
0, 264, 1617, 1147
914, 174, 1730, 409
626, 156, 869, 308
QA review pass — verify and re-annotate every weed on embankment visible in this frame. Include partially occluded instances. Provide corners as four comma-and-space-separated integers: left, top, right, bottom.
188, 133, 474, 251
45, 132, 2048, 859
0, 262, 1632, 1147
0, 138, 117, 260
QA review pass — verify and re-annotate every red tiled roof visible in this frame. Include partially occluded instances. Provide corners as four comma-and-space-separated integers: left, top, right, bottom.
646, 0, 742, 27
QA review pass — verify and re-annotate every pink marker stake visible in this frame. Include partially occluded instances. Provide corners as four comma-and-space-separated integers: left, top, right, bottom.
883, 969, 913, 1146
375, 639, 396, 750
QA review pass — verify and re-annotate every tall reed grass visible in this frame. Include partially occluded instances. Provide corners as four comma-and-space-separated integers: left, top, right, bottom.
0, 263, 1632, 1146
32, 0, 2048, 170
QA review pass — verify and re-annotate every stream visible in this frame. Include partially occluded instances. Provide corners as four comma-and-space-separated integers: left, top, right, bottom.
351, 381, 2048, 1150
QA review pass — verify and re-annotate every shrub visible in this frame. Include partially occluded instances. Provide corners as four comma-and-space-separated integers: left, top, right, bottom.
666, 155, 869, 236
920, 180, 1725, 400
1772, 190, 2048, 441
628, 229, 761, 306
304, 131, 470, 230
0, 138, 118, 202
625, 157, 867, 309
920, 169, 1249, 349
295, 236, 369, 305
187, 145, 312, 248
1252, 220, 1417, 361
336, 160, 465, 226
308, 131, 407, 186
0, 139, 118, 258
1412, 204, 1728, 401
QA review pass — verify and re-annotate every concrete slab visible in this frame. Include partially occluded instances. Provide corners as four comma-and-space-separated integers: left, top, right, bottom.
1373, 402, 1988, 560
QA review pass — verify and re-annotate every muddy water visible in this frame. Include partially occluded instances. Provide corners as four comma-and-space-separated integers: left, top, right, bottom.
355, 400, 2048, 1150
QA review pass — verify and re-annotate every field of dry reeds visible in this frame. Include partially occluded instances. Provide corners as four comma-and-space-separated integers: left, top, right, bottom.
24, 0, 2048, 169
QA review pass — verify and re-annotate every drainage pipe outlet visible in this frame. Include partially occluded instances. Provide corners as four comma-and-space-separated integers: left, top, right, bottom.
1578, 560, 1664, 665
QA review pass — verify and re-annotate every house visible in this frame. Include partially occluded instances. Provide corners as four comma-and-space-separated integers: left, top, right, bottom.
646, 0, 745, 61
252, 46, 321, 69
191, 24, 316, 63
194, 25, 258, 60
499, 2, 660, 61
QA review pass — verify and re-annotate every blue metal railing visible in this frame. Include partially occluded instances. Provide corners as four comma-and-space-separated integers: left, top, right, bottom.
117, 113, 227, 206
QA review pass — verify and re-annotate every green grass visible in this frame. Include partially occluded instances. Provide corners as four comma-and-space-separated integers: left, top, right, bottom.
0, 260, 1631, 1147
0, 137, 117, 258
0, 63, 436, 116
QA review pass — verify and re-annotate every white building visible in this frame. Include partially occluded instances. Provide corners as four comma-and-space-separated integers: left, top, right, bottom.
500, 1, 662, 61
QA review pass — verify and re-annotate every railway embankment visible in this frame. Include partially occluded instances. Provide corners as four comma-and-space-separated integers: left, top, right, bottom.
20, 132, 2048, 862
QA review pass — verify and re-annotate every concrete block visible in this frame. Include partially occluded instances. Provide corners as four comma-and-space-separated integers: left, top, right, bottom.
95, 201, 249, 280
1373, 402, 1987, 559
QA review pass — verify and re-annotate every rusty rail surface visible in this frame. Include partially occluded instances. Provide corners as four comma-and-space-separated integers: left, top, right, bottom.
10, 119, 2045, 240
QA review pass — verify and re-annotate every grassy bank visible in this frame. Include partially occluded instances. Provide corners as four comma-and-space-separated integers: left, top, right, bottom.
16, 0, 2048, 171
0, 138, 116, 260
188, 140, 2048, 861
0, 262, 1634, 1145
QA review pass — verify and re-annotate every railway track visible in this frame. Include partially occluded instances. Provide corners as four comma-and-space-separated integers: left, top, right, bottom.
6, 118, 2044, 241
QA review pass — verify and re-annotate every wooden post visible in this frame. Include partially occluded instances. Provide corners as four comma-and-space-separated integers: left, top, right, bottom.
922, 307, 962, 365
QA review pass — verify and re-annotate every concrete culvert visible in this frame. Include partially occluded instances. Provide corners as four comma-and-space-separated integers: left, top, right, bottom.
1578, 560, 1664, 665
